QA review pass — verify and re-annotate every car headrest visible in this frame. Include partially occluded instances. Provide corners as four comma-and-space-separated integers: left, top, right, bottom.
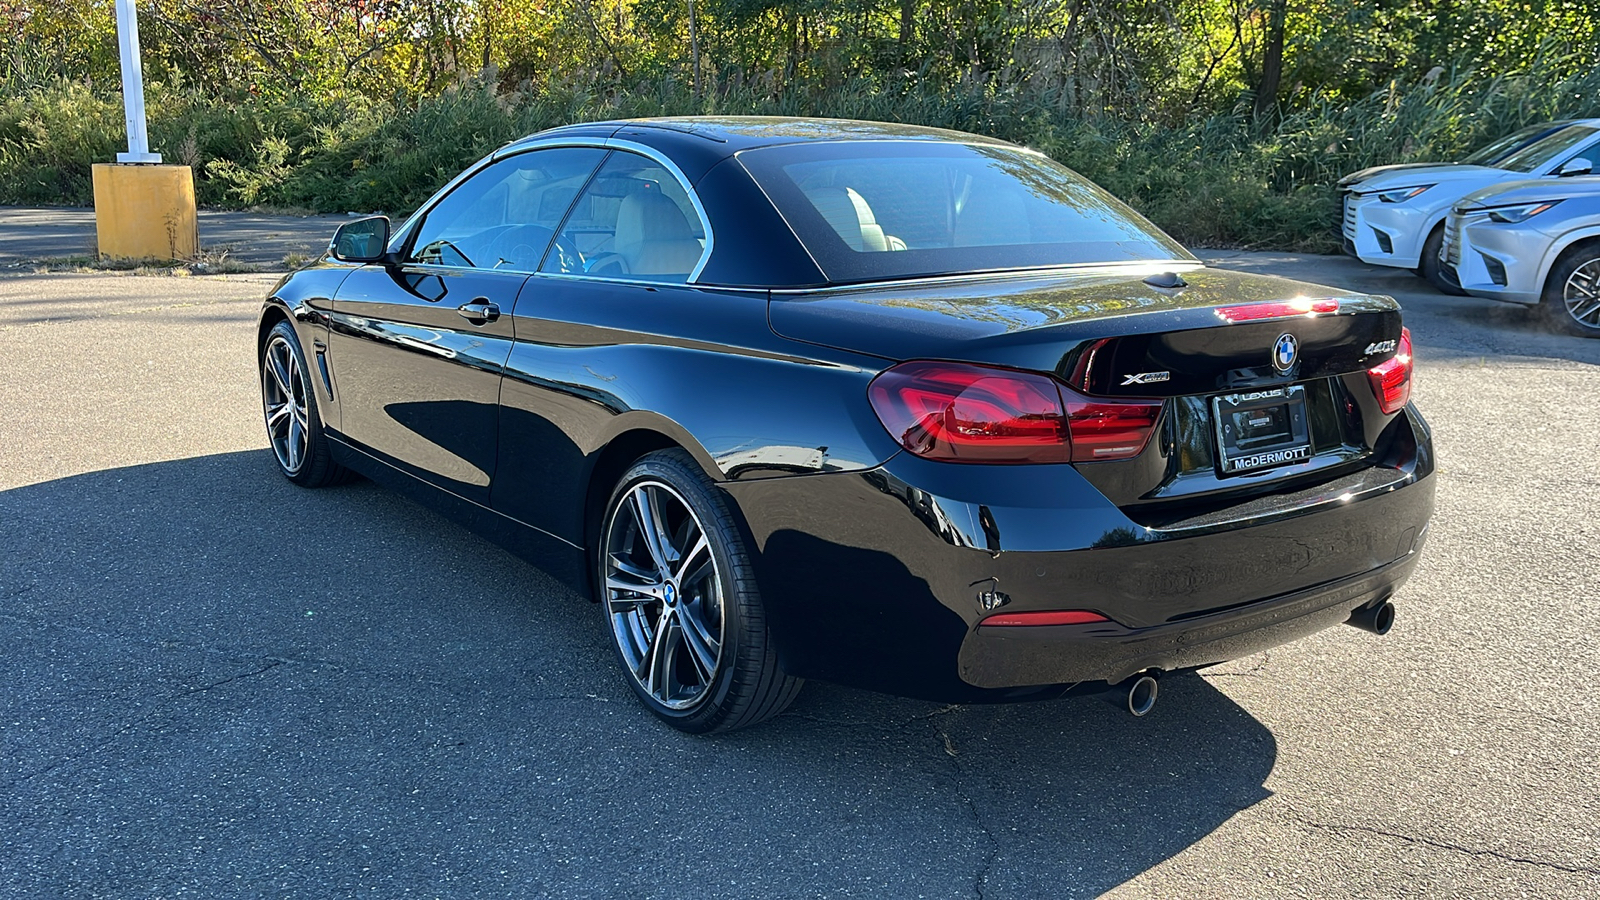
805, 187, 888, 252
616, 191, 694, 252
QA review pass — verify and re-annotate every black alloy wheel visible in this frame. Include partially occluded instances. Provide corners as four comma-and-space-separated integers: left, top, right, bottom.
261, 320, 349, 486
1544, 248, 1600, 337
599, 450, 802, 732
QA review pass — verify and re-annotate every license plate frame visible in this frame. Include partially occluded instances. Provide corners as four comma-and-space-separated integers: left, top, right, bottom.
1212, 384, 1312, 475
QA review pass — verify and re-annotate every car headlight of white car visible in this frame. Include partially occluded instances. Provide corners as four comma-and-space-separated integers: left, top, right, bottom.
1376, 184, 1435, 204
1484, 200, 1563, 224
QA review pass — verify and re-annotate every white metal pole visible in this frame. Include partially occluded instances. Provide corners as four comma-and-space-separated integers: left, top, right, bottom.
114, 0, 161, 164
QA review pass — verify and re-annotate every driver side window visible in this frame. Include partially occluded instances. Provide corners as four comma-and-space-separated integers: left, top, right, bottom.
407, 147, 607, 272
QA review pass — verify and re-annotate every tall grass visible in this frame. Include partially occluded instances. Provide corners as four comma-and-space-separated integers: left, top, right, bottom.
5, 58, 1599, 250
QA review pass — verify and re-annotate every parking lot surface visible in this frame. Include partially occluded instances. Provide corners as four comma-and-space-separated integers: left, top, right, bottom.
0, 206, 346, 269
1, 246, 1597, 897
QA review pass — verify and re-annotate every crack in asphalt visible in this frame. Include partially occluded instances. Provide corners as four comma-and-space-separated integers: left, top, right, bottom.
928, 712, 1002, 900
3, 658, 287, 791
0, 610, 476, 695
1297, 818, 1599, 876
167, 659, 285, 700
781, 713, 881, 729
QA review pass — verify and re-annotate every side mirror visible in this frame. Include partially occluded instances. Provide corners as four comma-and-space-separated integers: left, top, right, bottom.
330, 216, 392, 263
1558, 158, 1593, 177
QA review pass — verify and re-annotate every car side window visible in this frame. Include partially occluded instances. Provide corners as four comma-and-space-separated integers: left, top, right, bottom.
541, 151, 708, 283
407, 147, 607, 272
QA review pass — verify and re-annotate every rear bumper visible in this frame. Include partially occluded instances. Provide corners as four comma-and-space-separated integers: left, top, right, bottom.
720, 408, 1435, 702
958, 545, 1421, 688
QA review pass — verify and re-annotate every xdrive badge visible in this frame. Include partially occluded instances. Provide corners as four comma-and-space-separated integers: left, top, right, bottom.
1121, 371, 1171, 386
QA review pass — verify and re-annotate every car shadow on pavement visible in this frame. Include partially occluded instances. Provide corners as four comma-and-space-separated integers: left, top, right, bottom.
1, 450, 1276, 899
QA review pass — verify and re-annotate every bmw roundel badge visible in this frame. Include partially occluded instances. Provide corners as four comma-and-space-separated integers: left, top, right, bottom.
1272, 333, 1299, 373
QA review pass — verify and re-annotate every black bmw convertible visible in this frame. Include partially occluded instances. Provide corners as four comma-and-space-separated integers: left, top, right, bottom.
258, 117, 1434, 732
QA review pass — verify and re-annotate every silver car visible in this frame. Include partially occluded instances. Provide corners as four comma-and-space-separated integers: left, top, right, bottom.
1442, 176, 1600, 336
1341, 120, 1600, 295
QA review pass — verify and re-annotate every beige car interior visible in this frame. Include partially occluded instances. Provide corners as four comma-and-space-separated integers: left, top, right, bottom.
613, 191, 704, 276
805, 186, 907, 252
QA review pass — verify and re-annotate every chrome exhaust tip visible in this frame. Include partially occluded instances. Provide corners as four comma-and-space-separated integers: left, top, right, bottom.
1104, 673, 1160, 717
1347, 599, 1396, 636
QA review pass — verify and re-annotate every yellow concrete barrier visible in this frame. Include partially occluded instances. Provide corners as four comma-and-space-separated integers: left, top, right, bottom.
92, 164, 198, 261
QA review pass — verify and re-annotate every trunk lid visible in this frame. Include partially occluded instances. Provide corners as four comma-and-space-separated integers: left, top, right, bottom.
767, 265, 1401, 385
769, 265, 1408, 512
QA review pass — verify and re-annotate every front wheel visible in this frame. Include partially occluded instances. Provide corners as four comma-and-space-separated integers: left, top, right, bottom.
261, 319, 351, 486
599, 450, 802, 733
1543, 248, 1600, 337
1417, 225, 1467, 295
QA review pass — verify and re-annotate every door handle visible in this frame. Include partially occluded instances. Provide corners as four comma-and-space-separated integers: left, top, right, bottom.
457, 298, 500, 323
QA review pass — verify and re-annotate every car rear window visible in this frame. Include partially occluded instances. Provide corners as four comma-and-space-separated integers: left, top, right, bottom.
737, 140, 1191, 284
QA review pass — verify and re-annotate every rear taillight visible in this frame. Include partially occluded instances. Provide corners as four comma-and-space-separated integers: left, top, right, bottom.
1065, 399, 1165, 461
867, 361, 1162, 464
1366, 327, 1413, 414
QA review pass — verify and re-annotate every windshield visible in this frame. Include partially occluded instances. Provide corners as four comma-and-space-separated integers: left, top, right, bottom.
738, 141, 1191, 284
1460, 123, 1559, 165
1496, 125, 1599, 173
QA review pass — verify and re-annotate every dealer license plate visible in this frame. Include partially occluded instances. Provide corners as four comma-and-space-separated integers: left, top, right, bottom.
1212, 385, 1312, 474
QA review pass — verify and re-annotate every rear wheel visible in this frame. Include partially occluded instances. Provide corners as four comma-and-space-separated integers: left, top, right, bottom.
1543, 247, 1600, 337
599, 450, 802, 733
261, 320, 350, 486
1417, 225, 1467, 295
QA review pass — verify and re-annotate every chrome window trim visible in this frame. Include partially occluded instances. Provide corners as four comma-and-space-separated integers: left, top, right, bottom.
535, 270, 767, 292
490, 136, 716, 285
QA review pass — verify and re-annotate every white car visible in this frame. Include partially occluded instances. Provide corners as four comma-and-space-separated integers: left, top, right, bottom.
1341, 119, 1600, 293
1336, 121, 1572, 192
1442, 176, 1600, 336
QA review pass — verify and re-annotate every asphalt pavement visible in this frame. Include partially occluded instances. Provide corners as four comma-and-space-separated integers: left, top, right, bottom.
0, 215, 1596, 898
0, 206, 346, 269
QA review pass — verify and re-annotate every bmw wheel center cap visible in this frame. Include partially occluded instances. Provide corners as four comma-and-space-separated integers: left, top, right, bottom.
1273, 333, 1299, 373
663, 583, 678, 606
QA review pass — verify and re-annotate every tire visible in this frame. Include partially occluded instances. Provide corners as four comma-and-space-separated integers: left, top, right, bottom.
1418, 225, 1468, 295
598, 449, 802, 733
260, 319, 351, 486
1542, 247, 1600, 338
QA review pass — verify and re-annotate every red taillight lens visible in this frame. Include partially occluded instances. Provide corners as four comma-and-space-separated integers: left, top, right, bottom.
1366, 326, 1413, 415
867, 361, 1162, 464
868, 361, 1071, 463
982, 610, 1110, 627
1214, 298, 1340, 322
1064, 399, 1165, 461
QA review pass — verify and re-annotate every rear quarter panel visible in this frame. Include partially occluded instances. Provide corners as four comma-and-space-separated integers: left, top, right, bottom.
493, 278, 904, 549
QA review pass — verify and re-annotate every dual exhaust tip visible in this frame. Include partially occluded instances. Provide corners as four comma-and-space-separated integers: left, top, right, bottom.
1103, 601, 1397, 718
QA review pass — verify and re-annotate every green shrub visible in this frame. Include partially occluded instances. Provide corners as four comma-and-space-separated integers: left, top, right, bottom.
5, 58, 1600, 251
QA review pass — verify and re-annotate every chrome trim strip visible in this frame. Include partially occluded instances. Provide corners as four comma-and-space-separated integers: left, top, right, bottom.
766, 260, 1208, 295
535, 270, 768, 292
605, 138, 715, 283
445, 135, 716, 285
